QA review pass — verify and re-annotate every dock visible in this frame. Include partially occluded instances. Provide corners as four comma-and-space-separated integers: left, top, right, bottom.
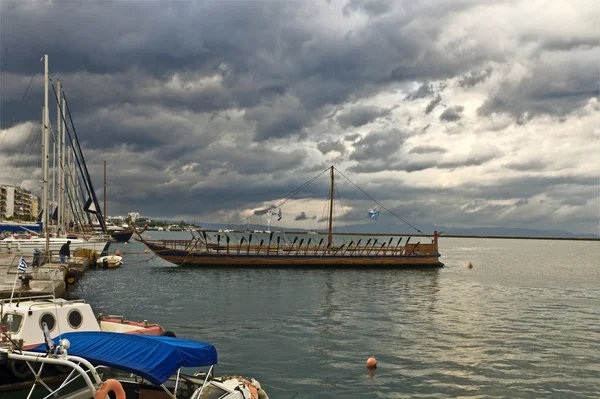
0, 251, 93, 299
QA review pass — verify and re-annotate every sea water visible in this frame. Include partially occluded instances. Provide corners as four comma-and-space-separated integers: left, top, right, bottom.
73, 234, 599, 398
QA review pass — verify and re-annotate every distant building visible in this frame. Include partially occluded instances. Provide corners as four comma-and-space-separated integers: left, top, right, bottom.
107, 215, 125, 224
0, 185, 38, 220
128, 212, 140, 222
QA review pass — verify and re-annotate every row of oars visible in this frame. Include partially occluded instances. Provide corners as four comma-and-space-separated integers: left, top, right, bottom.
194, 232, 421, 256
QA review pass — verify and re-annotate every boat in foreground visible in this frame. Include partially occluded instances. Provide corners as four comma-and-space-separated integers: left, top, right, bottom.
137, 166, 443, 268
1, 331, 268, 398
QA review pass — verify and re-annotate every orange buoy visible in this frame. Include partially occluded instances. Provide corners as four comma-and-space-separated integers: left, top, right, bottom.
95, 379, 125, 399
366, 356, 377, 368
115, 250, 121, 256
468, 262, 473, 269
145, 248, 149, 254
147, 235, 151, 238
124, 242, 128, 245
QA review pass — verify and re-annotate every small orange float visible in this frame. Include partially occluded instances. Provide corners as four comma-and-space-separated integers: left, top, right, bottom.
468, 262, 473, 269
366, 355, 377, 368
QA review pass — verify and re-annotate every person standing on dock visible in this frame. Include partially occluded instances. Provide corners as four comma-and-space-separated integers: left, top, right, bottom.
59, 240, 71, 265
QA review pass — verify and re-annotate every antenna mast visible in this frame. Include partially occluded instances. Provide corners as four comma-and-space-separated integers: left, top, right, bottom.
327, 165, 334, 246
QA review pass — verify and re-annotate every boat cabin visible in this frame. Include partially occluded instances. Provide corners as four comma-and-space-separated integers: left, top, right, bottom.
1, 296, 100, 349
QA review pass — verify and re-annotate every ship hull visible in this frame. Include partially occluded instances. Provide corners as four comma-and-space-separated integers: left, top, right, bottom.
109, 229, 134, 242
144, 242, 443, 268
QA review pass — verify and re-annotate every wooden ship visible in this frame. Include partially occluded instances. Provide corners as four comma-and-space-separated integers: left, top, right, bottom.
136, 166, 443, 268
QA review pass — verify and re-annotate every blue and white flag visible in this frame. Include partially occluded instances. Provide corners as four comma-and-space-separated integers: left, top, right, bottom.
368, 208, 380, 220
278, 209, 282, 221
18, 257, 28, 273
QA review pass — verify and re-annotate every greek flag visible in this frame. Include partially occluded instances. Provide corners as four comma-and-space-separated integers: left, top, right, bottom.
277, 209, 282, 221
368, 208, 380, 220
18, 257, 28, 273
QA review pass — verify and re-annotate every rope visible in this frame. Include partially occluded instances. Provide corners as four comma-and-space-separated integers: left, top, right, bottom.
259, 383, 299, 399
233, 167, 330, 229
333, 167, 428, 237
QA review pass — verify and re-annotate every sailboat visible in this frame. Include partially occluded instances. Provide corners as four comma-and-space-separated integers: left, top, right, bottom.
136, 166, 443, 268
0, 54, 110, 258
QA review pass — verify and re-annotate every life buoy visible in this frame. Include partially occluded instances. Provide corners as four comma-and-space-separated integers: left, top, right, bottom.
95, 379, 125, 399
9, 360, 33, 380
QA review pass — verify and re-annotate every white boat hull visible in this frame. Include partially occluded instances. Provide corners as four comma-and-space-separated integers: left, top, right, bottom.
0, 237, 110, 256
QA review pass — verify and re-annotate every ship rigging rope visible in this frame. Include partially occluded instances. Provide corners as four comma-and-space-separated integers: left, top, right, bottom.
232, 167, 330, 229
333, 167, 428, 237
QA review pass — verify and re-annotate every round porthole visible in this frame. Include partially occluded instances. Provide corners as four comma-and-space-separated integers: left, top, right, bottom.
40, 313, 56, 332
68, 309, 83, 329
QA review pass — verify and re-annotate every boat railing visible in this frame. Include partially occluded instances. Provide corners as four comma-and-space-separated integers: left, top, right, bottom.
1, 348, 103, 397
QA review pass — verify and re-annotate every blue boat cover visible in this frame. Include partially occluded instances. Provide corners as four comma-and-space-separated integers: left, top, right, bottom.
30, 332, 217, 385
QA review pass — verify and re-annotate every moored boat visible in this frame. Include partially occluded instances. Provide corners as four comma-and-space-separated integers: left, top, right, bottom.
137, 166, 443, 268
0, 331, 269, 398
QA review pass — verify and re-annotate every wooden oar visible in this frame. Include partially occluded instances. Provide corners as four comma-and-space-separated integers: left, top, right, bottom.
304, 238, 312, 255
247, 234, 253, 255
238, 237, 245, 254
403, 236, 411, 255
374, 243, 386, 256
295, 239, 304, 255
332, 243, 346, 256
257, 239, 264, 255
367, 239, 378, 255
314, 238, 324, 255
408, 241, 420, 255
216, 235, 221, 254
276, 236, 281, 255
343, 241, 354, 255
289, 237, 298, 255
393, 237, 403, 255
226, 235, 230, 255
361, 239, 372, 255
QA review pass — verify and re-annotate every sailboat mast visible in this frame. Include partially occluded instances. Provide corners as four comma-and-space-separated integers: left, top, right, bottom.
104, 159, 107, 220
327, 165, 334, 246
57, 80, 62, 234
43, 54, 50, 253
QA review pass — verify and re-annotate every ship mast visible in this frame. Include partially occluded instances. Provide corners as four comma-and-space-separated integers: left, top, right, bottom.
327, 165, 334, 246
104, 159, 107, 220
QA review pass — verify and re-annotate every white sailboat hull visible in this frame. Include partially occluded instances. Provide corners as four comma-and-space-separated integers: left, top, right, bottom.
0, 237, 110, 255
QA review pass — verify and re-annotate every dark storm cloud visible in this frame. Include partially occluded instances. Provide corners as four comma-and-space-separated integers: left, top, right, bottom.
349, 151, 499, 173
344, 133, 361, 142
1, 1, 597, 235
349, 128, 407, 162
478, 47, 599, 120
425, 95, 442, 115
317, 140, 346, 155
504, 160, 547, 172
406, 82, 434, 100
439, 105, 464, 122
295, 212, 309, 221
343, 0, 394, 17
337, 106, 391, 128
408, 145, 447, 154
457, 68, 493, 88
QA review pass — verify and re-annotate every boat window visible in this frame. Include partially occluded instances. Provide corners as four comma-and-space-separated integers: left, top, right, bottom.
40, 313, 56, 332
68, 309, 83, 329
1, 313, 23, 333
194, 384, 230, 399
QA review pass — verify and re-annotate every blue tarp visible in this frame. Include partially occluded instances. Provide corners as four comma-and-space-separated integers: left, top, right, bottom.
31, 332, 217, 385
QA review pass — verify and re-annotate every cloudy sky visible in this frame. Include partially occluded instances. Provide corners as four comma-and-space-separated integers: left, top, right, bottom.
1, 0, 598, 235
